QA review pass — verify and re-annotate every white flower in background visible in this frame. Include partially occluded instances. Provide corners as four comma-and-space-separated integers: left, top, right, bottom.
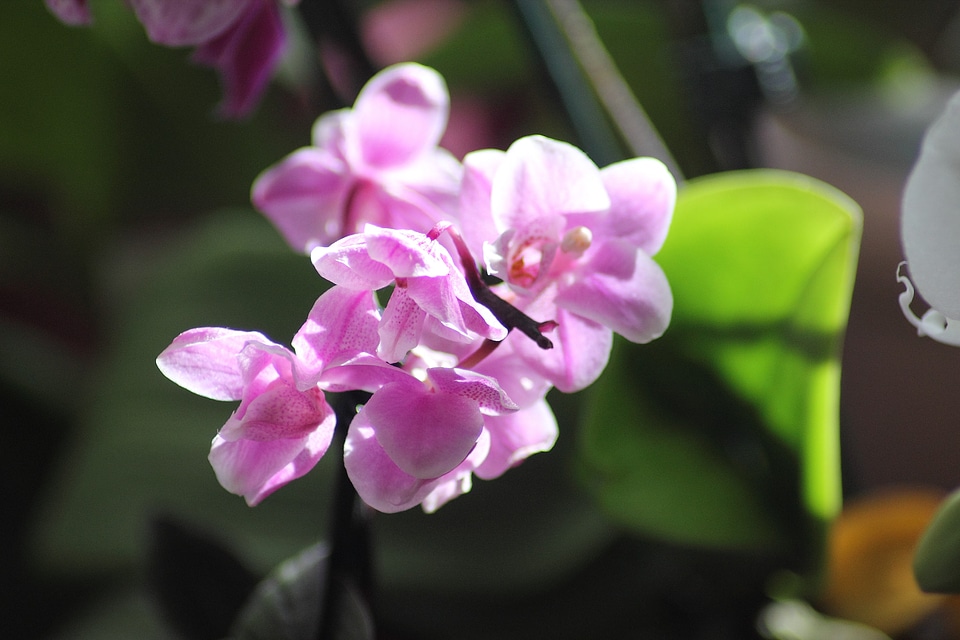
899, 89, 960, 346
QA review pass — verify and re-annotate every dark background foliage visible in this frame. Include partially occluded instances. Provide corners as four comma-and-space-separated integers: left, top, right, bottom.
4, 1, 960, 637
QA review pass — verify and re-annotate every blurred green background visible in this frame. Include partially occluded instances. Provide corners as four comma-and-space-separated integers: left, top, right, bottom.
5, 1, 960, 638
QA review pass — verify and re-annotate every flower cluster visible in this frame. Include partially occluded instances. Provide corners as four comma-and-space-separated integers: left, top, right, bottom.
46, 0, 297, 118
157, 62, 676, 512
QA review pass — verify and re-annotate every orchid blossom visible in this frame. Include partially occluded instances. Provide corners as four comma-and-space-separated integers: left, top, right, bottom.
157, 286, 383, 505
344, 366, 517, 512
251, 62, 462, 252
157, 328, 335, 506
460, 135, 675, 392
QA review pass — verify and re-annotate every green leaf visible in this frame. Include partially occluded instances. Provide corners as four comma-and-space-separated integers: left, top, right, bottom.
579, 169, 861, 552
914, 488, 960, 593
230, 544, 374, 640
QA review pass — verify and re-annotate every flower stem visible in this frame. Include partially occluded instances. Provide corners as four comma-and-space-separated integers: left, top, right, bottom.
544, 0, 683, 180
318, 391, 373, 640
439, 224, 557, 351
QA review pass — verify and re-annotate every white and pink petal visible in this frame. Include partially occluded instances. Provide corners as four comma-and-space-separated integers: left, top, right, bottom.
157, 328, 271, 401
490, 136, 609, 231
311, 234, 395, 290
251, 147, 350, 252
511, 302, 613, 393
595, 156, 676, 256
352, 63, 450, 169
292, 286, 381, 384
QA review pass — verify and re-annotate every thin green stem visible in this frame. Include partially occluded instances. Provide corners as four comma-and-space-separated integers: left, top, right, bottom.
512, 0, 684, 180
545, 0, 684, 181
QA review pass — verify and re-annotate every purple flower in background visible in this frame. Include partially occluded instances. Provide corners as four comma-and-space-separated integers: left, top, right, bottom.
129, 0, 296, 118
45, 0, 92, 25
252, 62, 462, 252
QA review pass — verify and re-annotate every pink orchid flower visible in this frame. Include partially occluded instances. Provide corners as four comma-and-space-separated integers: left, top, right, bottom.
251, 62, 462, 252
157, 328, 335, 506
312, 223, 506, 363
155, 286, 389, 505
343, 366, 517, 512
460, 135, 675, 392
128, 0, 296, 118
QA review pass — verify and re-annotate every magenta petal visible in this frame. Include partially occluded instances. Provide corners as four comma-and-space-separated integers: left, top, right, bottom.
320, 354, 412, 392
293, 286, 381, 384
129, 0, 251, 46
471, 337, 551, 408
596, 157, 675, 255
512, 304, 613, 393
311, 235, 395, 290
157, 328, 270, 400
459, 149, 505, 259
252, 148, 350, 252
222, 382, 329, 441
557, 239, 673, 344
404, 275, 466, 336
426, 367, 518, 415
343, 420, 431, 513
363, 225, 450, 278
491, 136, 610, 231
192, 0, 287, 118
45, 0, 92, 25
209, 420, 333, 506
419, 428, 490, 512
475, 399, 557, 480
344, 418, 488, 513
352, 63, 450, 169
363, 381, 483, 479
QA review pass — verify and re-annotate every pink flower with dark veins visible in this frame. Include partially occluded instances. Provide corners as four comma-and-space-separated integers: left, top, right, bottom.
252, 62, 462, 252
460, 135, 675, 392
